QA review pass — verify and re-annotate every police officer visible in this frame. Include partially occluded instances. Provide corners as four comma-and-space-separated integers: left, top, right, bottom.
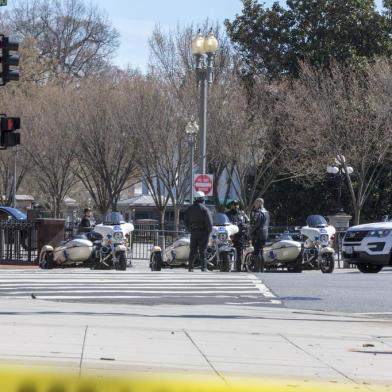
249, 198, 270, 272
184, 191, 213, 272
78, 208, 93, 234
226, 200, 249, 272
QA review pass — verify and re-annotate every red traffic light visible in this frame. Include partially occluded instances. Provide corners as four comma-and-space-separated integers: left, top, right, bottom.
0, 116, 20, 131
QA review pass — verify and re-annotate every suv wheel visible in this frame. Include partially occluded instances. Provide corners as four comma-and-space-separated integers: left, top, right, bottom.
357, 264, 383, 273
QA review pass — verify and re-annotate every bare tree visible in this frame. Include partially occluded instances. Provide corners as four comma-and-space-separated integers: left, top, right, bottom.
73, 77, 139, 217
21, 84, 78, 217
285, 62, 392, 224
148, 21, 241, 213
0, 0, 120, 82
132, 77, 190, 227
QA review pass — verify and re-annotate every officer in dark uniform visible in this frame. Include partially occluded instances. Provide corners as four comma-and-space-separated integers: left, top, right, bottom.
249, 198, 270, 272
184, 191, 213, 272
78, 208, 93, 234
226, 200, 249, 272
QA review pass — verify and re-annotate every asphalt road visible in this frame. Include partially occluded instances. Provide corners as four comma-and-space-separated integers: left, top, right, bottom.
0, 269, 282, 307
0, 265, 391, 314
259, 267, 392, 314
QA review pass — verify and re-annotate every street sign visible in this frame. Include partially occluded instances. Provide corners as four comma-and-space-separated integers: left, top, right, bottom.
0, 0, 7, 6
193, 174, 213, 197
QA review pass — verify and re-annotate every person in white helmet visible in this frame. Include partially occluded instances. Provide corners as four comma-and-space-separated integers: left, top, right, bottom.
184, 191, 213, 272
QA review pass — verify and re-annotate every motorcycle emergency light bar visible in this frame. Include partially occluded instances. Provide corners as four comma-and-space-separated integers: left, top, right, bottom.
0, 34, 20, 85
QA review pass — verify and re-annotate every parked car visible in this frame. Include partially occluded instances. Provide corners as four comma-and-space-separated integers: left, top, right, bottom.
0, 206, 27, 222
342, 221, 392, 273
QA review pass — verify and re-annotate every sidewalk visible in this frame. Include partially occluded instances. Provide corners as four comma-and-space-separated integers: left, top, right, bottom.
0, 298, 391, 388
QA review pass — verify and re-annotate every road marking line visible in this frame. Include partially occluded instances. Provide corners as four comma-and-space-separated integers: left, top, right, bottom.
6, 290, 262, 294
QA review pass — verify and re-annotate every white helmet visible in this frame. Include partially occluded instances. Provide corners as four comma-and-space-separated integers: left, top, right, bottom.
195, 191, 205, 199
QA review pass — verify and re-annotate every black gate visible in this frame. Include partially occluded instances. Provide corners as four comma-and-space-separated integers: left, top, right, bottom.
0, 222, 38, 264
131, 224, 187, 260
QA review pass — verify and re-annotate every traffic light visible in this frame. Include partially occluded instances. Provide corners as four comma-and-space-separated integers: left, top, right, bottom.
0, 34, 20, 85
0, 115, 20, 148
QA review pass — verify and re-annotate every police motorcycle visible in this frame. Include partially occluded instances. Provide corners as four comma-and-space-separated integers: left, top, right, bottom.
39, 212, 134, 270
244, 232, 303, 272
93, 212, 134, 270
150, 213, 239, 272
38, 231, 103, 269
300, 215, 336, 273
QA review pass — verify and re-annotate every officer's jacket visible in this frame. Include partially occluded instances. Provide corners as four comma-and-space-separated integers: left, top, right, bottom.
226, 210, 249, 228
249, 208, 270, 241
184, 203, 213, 234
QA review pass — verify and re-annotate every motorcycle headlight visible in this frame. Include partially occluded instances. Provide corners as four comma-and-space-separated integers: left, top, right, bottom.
113, 231, 124, 241
367, 230, 391, 238
320, 234, 329, 242
218, 232, 228, 241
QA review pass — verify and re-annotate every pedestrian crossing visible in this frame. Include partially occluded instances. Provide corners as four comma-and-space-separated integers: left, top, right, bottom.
0, 269, 282, 306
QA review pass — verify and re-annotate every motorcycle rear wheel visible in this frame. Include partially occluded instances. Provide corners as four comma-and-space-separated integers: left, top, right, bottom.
244, 252, 257, 272
320, 253, 334, 273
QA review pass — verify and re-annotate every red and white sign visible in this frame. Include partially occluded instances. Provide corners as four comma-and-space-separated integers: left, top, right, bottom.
193, 174, 213, 197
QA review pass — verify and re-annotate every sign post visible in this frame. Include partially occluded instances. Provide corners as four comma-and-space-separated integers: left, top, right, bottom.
193, 174, 213, 197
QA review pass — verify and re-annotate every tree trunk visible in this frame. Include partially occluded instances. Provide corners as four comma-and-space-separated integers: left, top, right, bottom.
174, 207, 180, 235
353, 205, 361, 226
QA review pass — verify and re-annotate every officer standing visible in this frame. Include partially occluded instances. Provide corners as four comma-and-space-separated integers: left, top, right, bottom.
249, 198, 270, 272
226, 200, 249, 272
78, 207, 93, 234
184, 191, 213, 272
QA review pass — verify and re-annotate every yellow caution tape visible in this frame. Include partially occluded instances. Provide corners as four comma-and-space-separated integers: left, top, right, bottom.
0, 368, 390, 392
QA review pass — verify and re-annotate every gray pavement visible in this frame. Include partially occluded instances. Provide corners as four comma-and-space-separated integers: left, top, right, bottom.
0, 299, 391, 387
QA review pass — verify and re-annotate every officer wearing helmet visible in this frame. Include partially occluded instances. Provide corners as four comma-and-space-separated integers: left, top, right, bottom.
226, 200, 249, 272
184, 191, 213, 272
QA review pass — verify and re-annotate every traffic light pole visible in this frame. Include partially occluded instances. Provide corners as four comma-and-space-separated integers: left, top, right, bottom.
12, 146, 17, 207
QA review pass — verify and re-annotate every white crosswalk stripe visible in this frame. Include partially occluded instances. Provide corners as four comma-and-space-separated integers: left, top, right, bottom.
0, 269, 281, 306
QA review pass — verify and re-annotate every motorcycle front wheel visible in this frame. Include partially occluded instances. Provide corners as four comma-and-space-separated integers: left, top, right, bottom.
320, 253, 334, 273
116, 252, 127, 271
39, 251, 54, 269
150, 252, 163, 271
219, 252, 231, 272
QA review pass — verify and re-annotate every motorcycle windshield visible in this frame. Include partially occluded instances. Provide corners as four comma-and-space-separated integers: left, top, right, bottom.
213, 213, 231, 226
104, 212, 125, 225
306, 215, 328, 228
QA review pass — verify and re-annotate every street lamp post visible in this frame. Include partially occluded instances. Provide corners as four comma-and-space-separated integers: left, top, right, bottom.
185, 119, 199, 204
327, 155, 354, 213
191, 30, 219, 174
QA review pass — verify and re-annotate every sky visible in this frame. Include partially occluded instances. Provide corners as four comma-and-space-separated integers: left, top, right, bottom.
92, 0, 248, 70
92, 0, 384, 71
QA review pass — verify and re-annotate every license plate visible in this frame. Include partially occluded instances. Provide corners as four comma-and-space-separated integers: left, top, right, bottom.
345, 246, 353, 255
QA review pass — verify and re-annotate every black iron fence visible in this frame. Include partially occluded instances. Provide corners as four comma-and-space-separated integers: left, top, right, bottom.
131, 224, 187, 260
0, 222, 38, 264
0, 219, 346, 265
